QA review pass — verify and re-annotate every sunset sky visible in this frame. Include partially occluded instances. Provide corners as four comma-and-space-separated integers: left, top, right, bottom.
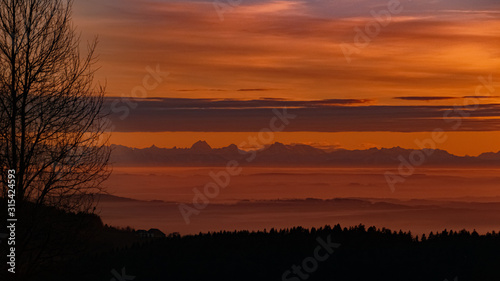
73, 0, 500, 156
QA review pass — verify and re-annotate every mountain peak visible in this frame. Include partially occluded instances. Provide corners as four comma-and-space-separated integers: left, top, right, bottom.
219, 143, 239, 153
266, 142, 289, 153
191, 140, 212, 152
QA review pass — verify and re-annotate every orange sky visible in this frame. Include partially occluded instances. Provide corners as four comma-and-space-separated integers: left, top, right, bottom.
73, 0, 500, 154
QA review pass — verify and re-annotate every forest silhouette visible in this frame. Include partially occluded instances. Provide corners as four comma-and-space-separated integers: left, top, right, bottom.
13, 204, 496, 281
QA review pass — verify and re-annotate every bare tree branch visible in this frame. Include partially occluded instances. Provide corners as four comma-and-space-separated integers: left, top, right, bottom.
0, 0, 110, 212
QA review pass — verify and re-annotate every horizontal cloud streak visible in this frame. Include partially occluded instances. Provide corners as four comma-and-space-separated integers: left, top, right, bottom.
104, 97, 372, 109
394, 96, 459, 101
463, 95, 500, 99
105, 98, 500, 132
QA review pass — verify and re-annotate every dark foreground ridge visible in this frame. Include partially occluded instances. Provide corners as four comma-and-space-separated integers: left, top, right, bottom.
1, 200, 499, 280
18, 209, 497, 281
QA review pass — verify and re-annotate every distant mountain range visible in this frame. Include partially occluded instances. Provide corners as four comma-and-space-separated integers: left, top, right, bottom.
110, 141, 500, 166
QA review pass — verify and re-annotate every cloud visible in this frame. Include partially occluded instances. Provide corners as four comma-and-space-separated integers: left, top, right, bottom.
176, 89, 228, 92
393, 96, 459, 101
105, 98, 500, 132
104, 97, 372, 110
394, 96, 500, 101
463, 95, 500, 99
237, 88, 275, 92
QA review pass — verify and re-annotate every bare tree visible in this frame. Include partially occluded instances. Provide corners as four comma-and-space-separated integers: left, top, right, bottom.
0, 0, 110, 212
0, 0, 111, 278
